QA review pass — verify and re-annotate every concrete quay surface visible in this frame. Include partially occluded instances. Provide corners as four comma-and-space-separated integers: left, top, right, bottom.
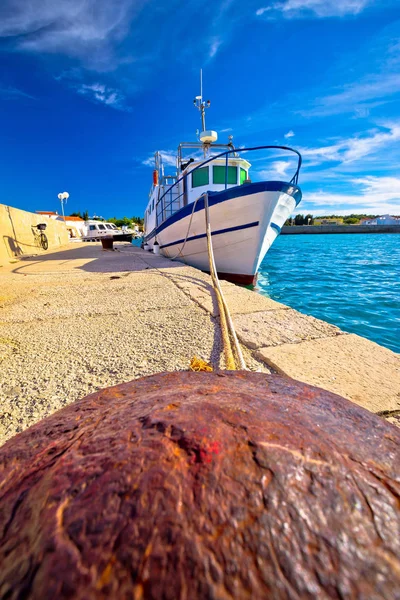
0, 242, 399, 444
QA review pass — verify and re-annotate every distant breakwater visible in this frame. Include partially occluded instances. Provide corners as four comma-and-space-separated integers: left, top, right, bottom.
281, 225, 400, 234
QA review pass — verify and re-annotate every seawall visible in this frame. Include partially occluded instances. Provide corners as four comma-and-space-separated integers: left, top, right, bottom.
0, 242, 399, 445
281, 224, 400, 234
0, 204, 69, 266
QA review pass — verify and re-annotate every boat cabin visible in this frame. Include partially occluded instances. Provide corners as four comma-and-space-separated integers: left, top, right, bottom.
144, 142, 251, 234
83, 220, 119, 241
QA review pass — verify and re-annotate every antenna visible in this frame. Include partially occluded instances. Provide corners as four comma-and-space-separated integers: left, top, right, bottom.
193, 68, 210, 132
193, 70, 218, 146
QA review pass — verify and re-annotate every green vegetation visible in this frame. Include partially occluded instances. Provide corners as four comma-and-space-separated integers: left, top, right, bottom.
107, 216, 144, 231
284, 213, 380, 226
343, 217, 359, 224
70, 210, 89, 220
285, 214, 314, 226
108, 216, 144, 228
318, 214, 377, 220
69, 212, 144, 230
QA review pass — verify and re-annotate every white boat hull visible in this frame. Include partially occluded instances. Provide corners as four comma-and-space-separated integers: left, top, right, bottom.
145, 182, 301, 284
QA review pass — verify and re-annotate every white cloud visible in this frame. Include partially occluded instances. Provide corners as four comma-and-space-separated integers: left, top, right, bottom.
256, 0, 372, 19
300, 73, 400, 117
297, 175, 400, 215
0, 85, 35, 100
142, 150, 177, 168
256, 7, 271, 16
77, 83, 130, 110
354, 175, 400, 197
257, 160, 292, 179
235, 30, 400, 130
299, 122, 400, 165
0, 0, 139, 71
209, 37, 222, 59
0, 0, 239, 74
284, 130, 295, 138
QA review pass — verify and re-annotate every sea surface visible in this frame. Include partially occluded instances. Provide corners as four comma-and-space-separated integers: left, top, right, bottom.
257, 233, 400, 354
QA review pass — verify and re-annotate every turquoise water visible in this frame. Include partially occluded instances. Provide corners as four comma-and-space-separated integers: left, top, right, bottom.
257, 234, 400, 353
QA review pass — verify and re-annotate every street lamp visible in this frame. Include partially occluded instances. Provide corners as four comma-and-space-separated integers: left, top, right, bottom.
57, 192, 69, 222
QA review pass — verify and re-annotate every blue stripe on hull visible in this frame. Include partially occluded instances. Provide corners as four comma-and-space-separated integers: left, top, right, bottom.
270, 222, 281, 234
160, 221, 259, 250
144, 180, 301, 243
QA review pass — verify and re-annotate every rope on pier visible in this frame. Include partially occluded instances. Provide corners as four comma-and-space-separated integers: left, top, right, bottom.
168, 190, 247, 371
204, 194, 247, 371
189, 357, 213, 372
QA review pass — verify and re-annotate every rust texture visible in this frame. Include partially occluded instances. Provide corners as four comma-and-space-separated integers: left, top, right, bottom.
0, 371, 400, 599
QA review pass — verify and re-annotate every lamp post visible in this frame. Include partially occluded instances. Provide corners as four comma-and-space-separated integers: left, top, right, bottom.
58, 192, 69, 223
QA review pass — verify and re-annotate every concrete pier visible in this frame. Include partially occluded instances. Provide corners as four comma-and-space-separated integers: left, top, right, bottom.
0, 242, 399, 444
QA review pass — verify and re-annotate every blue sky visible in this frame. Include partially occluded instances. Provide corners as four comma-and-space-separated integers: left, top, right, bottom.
0, 0, 399, 218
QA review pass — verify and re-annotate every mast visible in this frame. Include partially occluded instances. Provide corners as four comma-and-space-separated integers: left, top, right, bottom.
193, 69, 210, 133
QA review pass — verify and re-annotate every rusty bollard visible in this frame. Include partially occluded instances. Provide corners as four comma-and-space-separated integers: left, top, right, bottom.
0, 371, 399, 599
100, 236, 113, 250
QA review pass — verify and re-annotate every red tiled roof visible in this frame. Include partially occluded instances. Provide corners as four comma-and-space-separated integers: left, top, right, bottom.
65, 216, 84, 221
36, 211, 58, 215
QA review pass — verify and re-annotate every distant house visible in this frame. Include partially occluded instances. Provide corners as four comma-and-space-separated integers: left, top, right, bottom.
56, 215, 86, 239
35, 211, 59, 219
36, 211, 86, 238
363, 214, 400, 226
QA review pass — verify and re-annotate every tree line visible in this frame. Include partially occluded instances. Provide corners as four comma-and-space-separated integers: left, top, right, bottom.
284, 213, 379, 226
285, 214, 314, 226
69, 212, 144, 228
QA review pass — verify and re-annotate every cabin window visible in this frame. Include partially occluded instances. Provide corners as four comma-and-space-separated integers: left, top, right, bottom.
192, 167, 209, 188
240, 168, 247, 184
89, 225, 97, 231
152, 199, 155, 212
213, 166, 237, 185
98, 224, 106, 230
105, 224, 113, 229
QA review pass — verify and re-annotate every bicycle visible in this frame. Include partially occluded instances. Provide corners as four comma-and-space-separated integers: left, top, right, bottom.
33, 223, 49, 250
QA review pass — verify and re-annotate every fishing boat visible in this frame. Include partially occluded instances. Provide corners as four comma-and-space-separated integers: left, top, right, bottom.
143, 81, 302, 285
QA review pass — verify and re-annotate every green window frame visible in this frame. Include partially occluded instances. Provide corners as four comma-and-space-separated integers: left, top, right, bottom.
213, 166, 237, 185
192, 167, 209, 188
240, 168, 247, 185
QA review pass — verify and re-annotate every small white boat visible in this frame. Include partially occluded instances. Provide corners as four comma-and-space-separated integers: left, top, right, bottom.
83, 220, 134, 242
143, 83, 302, 285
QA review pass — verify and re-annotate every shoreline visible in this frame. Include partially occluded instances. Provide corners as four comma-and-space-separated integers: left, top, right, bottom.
281, 224, 400, 234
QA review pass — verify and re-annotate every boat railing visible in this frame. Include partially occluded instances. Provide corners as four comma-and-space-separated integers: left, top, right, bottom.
156, 145, 302, 228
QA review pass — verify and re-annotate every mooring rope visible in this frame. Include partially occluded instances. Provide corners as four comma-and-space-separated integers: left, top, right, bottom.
167, 190, 247, 371
168, 196, 200, 261
204, 194, 247, 371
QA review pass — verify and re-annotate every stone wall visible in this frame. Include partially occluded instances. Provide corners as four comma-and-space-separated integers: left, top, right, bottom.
0, 204, 70, 266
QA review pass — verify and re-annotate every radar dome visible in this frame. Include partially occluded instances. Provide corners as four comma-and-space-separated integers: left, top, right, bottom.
200, 130, 218, 143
